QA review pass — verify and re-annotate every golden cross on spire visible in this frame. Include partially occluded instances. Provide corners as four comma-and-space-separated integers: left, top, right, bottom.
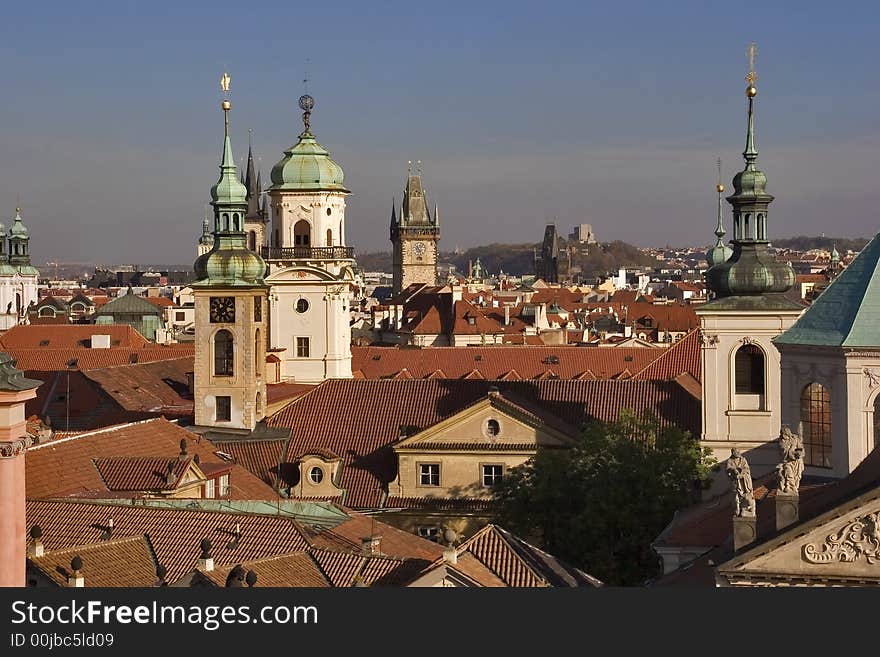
746, 42, 757, 85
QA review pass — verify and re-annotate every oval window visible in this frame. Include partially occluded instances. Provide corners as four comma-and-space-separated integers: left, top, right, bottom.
296, 298, 309, 314
486, 419, 500, 437
309, 466, 324, 484
326, 207, 332, 216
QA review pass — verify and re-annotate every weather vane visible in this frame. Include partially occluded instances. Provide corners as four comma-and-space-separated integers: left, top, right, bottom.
746, 42, 757, 87
221, 71, 231, 96
298, 60, 314, 135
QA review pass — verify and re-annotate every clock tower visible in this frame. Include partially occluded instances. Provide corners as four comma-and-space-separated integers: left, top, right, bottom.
192, 74, 269, 431
391, 165, 440, 294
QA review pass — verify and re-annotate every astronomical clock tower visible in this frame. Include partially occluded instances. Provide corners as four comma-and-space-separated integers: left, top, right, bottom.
391, 165, 440, 294
192, 73, 269, 431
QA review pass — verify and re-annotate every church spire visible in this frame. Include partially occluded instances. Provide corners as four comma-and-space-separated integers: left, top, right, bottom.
706, 159, 733, 267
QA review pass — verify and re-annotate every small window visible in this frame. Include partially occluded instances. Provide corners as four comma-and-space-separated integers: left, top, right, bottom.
486, 419, 500, 437
214, 330, 234, 376
482, 464, 503, 487
416, 526, 440, 542
296, 298, 309, 313
419, 464, 440, 487
326, 207, 332, 216
218, 474, 230, 497
216, 396, 231, 422
296, 337, 310, 358
309, 466, 324, 484
204, 479, 215, 499
175, 311, 186, 321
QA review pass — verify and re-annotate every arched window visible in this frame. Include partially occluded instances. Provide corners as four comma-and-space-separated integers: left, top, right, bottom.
248, 230, 256, 251
801, 383, 831, 468
326, 228, 333, 246
39, 307, 54, 317
214, 329, 234, 376
294, 220, 310, 247
757, 214, 765, 240
233, 213, 240, 231
15, 293, 21, 314
255, 391, 263, 417
254, 328, 262, 375
221, 213, 229, 231
744, 214, 751, 240
734, 344, 764, 395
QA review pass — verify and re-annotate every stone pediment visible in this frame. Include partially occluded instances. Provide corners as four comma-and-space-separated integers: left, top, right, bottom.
266, 266, 340, 283
718, 491, 880, 584
393, 395, 574, 452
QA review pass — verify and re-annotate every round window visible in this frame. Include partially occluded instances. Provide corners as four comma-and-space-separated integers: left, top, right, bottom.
296, 298, 309, 313
326, 207, 332, 216
486, 419, 500, 437
309, 466, 324, 484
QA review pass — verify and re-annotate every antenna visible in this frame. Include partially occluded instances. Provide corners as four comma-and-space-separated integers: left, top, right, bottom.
303, 57, 311, 95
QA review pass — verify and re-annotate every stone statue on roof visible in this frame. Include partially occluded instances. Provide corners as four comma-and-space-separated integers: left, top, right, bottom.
775, 425, 804, 495
726, 448, 756, 517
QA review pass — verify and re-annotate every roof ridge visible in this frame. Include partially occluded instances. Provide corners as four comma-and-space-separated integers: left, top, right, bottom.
28, 417, 171, 451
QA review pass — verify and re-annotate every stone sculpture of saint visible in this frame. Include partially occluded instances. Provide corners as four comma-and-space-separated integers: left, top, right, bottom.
726, 448, 756, 517
776, 425, 805, 495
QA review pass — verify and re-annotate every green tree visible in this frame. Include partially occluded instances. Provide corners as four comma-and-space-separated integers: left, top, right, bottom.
492, 412, 715, 585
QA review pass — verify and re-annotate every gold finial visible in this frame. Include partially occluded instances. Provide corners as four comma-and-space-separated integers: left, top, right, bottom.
745, 42, 757, 97
220, 72, 231, 111
715, 157, 724, 193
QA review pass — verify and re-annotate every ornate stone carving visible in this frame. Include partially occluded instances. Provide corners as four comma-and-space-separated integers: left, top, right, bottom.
0, 436, 33, 459
802, 512, 880, 564
726, 448, 756, 517
699, 332, 719, 347
775, 425, 804, 495
740, 336, 756, 345
864, 368, 880, 388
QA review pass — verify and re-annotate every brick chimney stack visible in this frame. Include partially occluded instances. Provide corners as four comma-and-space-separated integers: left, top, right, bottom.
0, 352, 42, 587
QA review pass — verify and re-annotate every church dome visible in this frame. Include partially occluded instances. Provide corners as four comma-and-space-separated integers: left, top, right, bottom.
706, 242, 733, 267
9, 210, 28, 237
705, 246, 795, 296
270, 133, 347, 192
193, 244, 267, 287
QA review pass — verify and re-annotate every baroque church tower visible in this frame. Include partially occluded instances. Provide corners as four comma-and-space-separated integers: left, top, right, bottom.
391, 165, 440, 294
697, 45, 803, 483
192, 74, 269, 431
0, 208, 39, 330
264, 93, 354, 383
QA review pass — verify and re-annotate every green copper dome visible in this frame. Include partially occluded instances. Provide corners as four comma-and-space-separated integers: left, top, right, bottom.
9, 210, 28, 237
707, 242, 733, 267
270, 99, 348, 192
193, 242, 267, 287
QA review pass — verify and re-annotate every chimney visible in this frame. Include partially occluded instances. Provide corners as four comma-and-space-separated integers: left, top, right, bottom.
197, 538, 214, 571
68, 556, 84, 587
90, 334, 111, 349
27, 525, 44, 558
178, 438, 188, 461
361, 536, 381, 556
504, 305, 511, 326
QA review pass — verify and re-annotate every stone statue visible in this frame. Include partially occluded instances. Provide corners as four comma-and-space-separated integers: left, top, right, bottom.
775, 425, 804, 495
726, 448, 756, 517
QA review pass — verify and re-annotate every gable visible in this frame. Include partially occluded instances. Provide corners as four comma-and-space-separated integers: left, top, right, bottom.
720, 493, 880, 584
394, 397, 573, 451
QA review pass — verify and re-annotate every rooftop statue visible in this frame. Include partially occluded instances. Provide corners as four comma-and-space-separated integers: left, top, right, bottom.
775, 425, 805, 495
726, 448, 756, 517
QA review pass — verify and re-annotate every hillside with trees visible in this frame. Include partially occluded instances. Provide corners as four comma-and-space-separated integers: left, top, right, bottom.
772, 236, 869, 252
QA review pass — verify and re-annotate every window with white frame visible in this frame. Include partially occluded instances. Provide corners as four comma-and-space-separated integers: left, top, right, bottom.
296, 337, 310, 358
419, 463, 440, 487
218, 474, 230, 497
204, 479, 215, 499
482, 464, 503, 487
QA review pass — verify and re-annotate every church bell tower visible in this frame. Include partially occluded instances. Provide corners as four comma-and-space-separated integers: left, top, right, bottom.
391, 163, 440, 294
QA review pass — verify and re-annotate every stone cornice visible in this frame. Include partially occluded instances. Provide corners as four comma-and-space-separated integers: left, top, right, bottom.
0, 435, 33, 459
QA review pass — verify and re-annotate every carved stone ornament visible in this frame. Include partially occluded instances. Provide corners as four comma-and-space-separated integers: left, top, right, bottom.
864, 368, 880, 388
0, 437, 33, 459
740, 336, 756, 345
699, 332, 719, 347
802, 512, 880, 564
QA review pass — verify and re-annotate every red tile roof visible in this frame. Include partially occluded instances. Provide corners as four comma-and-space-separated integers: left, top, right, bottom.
92, 456, 199, 492
26, 500, 311, 582
632, 329, 702, 382
6, 346, 194, 372
28, 535, 159, 587
268, 379, 701, 508
26, 417, 278, 501
0, 324, 152, 349
352, 345, 663, 380
209, 438, 288, 489
202, 552, 330, 587
81, 358, 193, 414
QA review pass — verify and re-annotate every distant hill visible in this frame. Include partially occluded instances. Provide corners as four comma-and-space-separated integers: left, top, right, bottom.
772, 236, 870, 252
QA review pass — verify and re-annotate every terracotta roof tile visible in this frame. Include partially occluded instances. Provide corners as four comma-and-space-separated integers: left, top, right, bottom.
0, 324, 152, 349
26, 500, 311, 582
204, 552, 330, 587
632, 329, 701, 382
26, 417, 277, 500
28, 535, 159, 587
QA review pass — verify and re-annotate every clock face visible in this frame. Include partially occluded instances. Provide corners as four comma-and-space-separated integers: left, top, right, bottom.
413, 241, 426, 257
209, 296, 235, 323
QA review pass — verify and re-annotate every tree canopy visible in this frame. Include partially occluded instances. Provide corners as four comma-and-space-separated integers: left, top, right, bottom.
492, 412, 715, 585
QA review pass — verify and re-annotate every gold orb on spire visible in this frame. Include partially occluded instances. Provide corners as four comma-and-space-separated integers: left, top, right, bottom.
716, 183, 725, 193
746, 85, 757, 98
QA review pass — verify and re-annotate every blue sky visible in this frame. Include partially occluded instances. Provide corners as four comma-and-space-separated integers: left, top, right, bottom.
1, 1, 878, 265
